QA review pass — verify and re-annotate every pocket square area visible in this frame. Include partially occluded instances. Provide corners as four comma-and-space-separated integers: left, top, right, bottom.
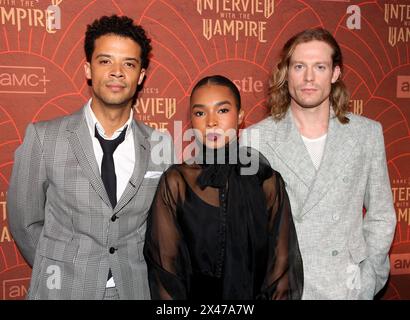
144, 171, 163, 179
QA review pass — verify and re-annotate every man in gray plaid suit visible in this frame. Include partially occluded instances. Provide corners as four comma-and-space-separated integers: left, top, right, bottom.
242, 28, 396, 299
7, 15, 173, 299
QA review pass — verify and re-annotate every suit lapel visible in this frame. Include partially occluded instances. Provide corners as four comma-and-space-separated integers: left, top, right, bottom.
300, 115, 357, 217
268, 111, 316, 188
66, 107, 112, 209
115, 120, 150, 214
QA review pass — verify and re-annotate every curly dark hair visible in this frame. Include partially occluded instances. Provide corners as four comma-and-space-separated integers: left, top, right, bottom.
84, 15, 152, 69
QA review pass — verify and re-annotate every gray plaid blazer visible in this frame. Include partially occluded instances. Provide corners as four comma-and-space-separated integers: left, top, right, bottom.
241, 110, 396, 300
7, 105, 173, 299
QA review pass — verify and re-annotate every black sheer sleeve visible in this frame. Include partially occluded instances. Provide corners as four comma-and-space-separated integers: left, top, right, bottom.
143, 167, 192, 300
260, 171, 304, 300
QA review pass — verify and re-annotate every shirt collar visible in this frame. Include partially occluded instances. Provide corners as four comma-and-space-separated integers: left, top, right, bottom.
84, 98, 133, 140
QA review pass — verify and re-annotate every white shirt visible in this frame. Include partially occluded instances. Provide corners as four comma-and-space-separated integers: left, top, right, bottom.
84, 99, 135, 203
84, 99, 136, 287
301, 134, 327, 170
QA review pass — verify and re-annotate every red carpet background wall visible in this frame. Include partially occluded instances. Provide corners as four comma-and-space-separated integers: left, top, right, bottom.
0, 0, 409, 299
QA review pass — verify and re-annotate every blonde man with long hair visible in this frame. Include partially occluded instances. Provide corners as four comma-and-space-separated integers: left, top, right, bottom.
242, 28, 396, 300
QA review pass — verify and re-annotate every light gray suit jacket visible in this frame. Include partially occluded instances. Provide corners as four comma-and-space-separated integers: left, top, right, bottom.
241, 110, 396, 300
7, 105, 173, 299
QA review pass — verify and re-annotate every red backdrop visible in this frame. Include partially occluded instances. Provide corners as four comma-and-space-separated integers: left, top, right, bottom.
0, 0, 409, 300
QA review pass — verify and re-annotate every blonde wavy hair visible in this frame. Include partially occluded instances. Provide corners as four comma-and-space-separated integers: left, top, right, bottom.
268, 28, 350, 124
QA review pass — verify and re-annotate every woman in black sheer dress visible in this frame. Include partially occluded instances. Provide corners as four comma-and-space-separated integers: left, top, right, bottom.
143, 75, 303, 300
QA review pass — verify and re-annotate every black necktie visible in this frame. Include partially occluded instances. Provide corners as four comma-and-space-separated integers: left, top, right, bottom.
95, 125, 127, 208
95, 125, 127, 282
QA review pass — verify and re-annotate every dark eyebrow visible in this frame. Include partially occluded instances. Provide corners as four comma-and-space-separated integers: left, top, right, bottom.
192, 100, 232, 109
123, 57, 139, 62
191, 104, 205, 109
215, 100, 232, 107
95, 54, 140, 62
95, 54, 112, 59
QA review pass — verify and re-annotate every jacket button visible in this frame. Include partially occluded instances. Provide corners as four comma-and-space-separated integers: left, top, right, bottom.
332, 214, 339, 221
332, 250, 339, 256
109, 247, 116, 254
111, 215, 117, 222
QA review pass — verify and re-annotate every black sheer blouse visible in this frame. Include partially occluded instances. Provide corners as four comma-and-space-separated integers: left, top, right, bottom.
143, 148, 303, 300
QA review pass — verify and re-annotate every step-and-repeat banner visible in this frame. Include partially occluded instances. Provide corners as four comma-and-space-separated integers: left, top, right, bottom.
0, 0, 409, 299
